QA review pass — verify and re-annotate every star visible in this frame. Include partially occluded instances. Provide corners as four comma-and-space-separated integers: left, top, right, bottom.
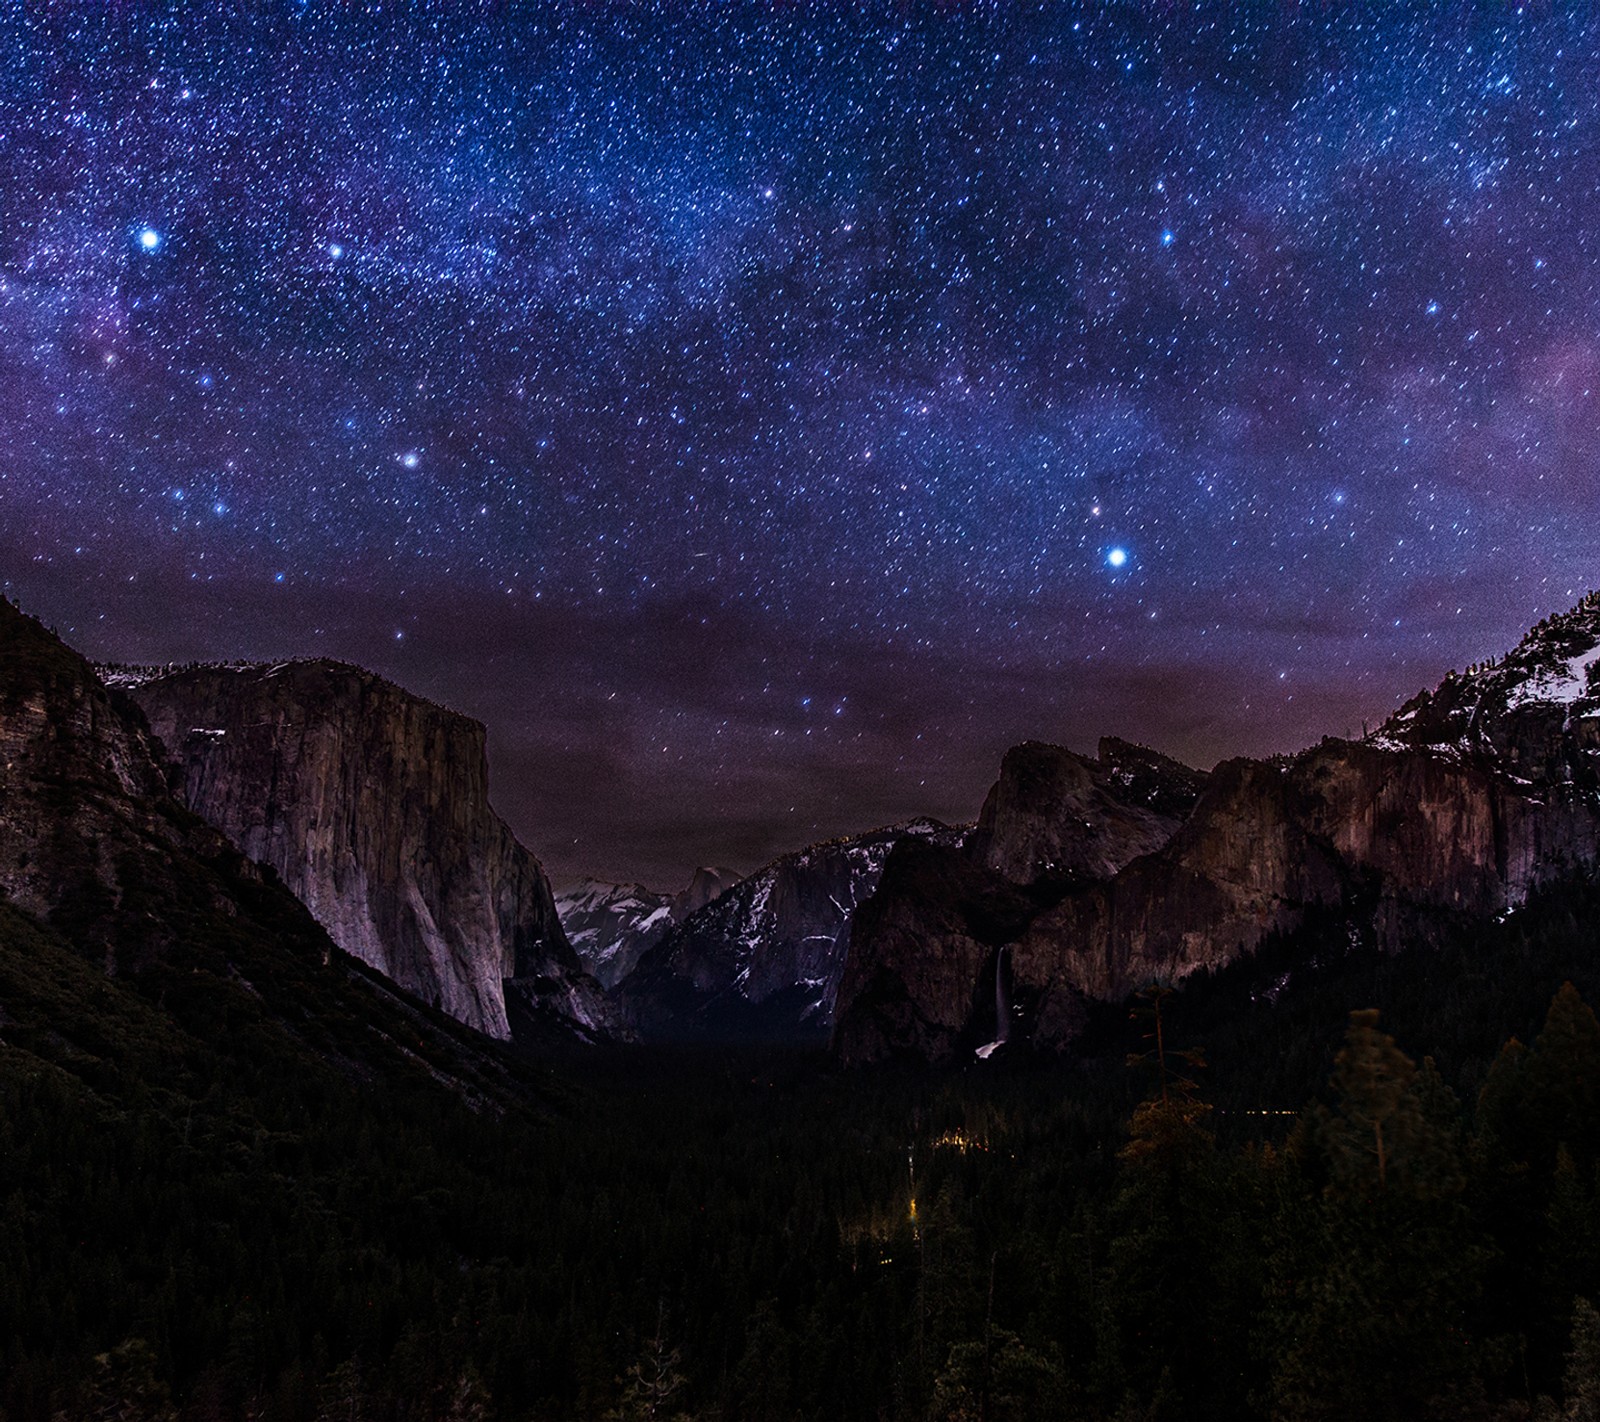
2, 4, 1591, 886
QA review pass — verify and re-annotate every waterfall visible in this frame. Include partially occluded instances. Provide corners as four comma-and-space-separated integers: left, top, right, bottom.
975, 945, 1010, 1060
994, 945, 1010, 1044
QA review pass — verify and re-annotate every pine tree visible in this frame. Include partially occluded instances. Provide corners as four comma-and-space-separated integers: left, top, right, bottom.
73, 1339, 178, 1422
1266, 1012, 1484, 1421
1474, 986, 1600, 1396
607, 1306, 688, 1422
1565, 1298, 1600, 1422
313, 1359, 368, 1422
1100, 990, 1258, 1420
442, 1365, 493, 1422
1324, 1008, 1416, 1195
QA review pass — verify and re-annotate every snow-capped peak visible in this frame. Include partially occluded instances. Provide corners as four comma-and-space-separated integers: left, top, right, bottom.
1368, 588, 1600, 759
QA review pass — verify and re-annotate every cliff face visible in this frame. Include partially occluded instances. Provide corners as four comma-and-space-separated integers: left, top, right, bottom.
830, 838, 1061, 1065
126, 660, 614, 1042
621, 819, 964, 1042
0, 602, 248, 972
0, 597, 557, 1134
835, 594, 1600, 1063
966, 738, 1208, 885
1008, 740, 1566, 1022
833, 739, 1204, 1063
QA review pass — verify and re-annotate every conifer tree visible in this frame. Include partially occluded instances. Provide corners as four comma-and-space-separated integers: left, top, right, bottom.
1267, 1012, 1483, 1421
1475, 986, 1600, 1394
1566, 1298, 1600, 1422
1100, 985, 1257, 1420
607, 1307, 688, 1422
75, 1339, 178, 1422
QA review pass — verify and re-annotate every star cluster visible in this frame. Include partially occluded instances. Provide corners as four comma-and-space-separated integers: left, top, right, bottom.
4, 3, 1599, 884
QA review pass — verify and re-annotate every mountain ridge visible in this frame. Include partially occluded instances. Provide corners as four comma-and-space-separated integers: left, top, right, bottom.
119, 657, 619, 1044
835, 590, 1600, 1063
620, 817, 967, 1042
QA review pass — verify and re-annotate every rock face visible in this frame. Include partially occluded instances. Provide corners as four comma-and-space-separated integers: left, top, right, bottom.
834, 741, 1207, 1063
124, 660, 615, 1043
837, 595, 1600, 1063
621, 819, 964, 1042
0, 598, 550, 1115
557, 867, 740, 991
557, 879, 676, 990
0, 601, 249, 972
831, 838, 1064, 1065
671, 865, 740, 922
967, 738, 1209, 885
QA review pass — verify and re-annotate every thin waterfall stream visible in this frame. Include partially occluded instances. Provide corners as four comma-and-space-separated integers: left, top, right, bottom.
974, 945, 1010, 1060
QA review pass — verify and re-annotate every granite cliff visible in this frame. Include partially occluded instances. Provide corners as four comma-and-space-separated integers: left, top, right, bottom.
122, 660, 615, 1043
835, 593, 1600, 1063
0, 597, 540, 1096
0, 601, 245, 971
966, 737, 1209, 885
833, 738, 1208, 1062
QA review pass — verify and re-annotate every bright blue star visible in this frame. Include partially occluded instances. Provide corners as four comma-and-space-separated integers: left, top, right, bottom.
1160, 229, 1175, 247
1107, 547, 1129, 569
136, 226, 163, 252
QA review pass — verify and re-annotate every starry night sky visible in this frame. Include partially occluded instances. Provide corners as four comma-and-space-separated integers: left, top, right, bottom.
4, 3, 1599, 888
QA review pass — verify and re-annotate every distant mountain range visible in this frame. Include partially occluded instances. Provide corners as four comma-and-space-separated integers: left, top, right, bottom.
835, 591, 1600, 1062
613, 818, 967, 1043
18, 589, 1600, 1069
555, 867, 740, 990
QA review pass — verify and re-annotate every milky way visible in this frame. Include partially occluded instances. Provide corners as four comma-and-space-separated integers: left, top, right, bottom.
5, 3, 1599, 885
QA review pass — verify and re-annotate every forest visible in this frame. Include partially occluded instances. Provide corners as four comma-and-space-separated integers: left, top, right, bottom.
8, 866, 1600, 1422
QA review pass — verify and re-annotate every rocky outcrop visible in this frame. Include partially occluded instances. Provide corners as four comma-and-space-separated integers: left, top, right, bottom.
834, 740, 1205, 1064
966, 738, 1208, 885
621, 819, 964, 1042
835, 593, 1600, 1063
830, 838, 1063, 1064
124, 660, 615, 1043
0, 601, 254, 972
672, 865, 740, 922
0, 598, 555, 1120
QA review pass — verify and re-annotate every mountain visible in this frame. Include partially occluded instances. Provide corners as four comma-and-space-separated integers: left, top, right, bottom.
0, 598, 537, 1095
556, 878, 675, 989
834, 594, 1600, 1064
557, 866, 739, 991
672, 863, 740, 920
966, 737, 1210, 884
117, 659, 617, 1044
619, 819, 964, 1042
